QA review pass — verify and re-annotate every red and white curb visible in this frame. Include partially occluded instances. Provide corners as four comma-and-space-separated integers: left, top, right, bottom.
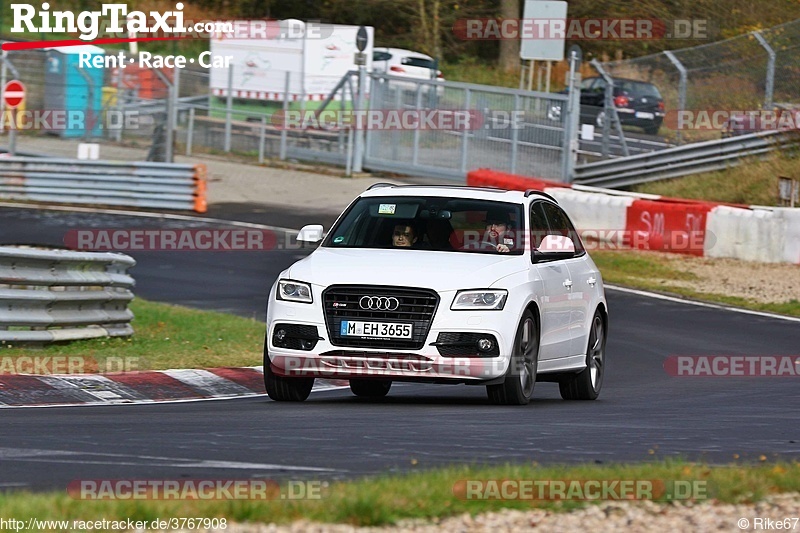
0, 367, 348, 408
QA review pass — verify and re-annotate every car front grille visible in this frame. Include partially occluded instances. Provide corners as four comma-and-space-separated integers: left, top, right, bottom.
322, 285, 439, 350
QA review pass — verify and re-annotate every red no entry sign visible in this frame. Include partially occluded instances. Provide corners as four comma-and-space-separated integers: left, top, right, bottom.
3, 80, 26, 109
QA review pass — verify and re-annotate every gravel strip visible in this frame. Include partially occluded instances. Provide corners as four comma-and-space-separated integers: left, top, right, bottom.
619, 251, 800, 304
159, 492, 800, 532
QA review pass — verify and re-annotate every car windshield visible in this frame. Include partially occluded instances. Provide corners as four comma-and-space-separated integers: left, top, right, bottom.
323, 196, 524, 254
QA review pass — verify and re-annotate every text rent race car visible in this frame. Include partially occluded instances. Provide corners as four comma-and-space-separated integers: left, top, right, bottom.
265, 185, 608, 405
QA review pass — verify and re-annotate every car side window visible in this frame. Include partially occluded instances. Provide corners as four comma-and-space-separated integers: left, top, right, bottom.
541, 202, 586, 256
529, 201, 549, 263
373, 52, 392, 62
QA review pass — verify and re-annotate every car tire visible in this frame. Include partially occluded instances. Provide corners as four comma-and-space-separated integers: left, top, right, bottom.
643, 124, 660, 135
559, 310, 605, 401
487, 310, 538, 406
264, 347, 314, 402
350, 379, 392, 398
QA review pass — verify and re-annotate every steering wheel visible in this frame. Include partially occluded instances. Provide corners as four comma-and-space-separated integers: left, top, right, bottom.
479, 241, 499, 251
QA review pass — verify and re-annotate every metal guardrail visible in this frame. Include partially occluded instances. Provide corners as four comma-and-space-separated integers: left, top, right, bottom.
0, 157, 208, 212
573, 130, 800, 188
0, 247, 136, 344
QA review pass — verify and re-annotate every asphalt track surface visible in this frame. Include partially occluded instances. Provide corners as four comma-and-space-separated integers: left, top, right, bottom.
0, 205, 798, 491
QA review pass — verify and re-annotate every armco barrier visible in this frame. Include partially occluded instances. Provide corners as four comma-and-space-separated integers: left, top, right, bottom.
0, 157, 208, 213
572, 131, 800, 188
0, 247, 136, 344
467, 168, 800, 264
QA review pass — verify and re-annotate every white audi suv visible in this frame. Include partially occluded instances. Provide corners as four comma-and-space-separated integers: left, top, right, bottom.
265, 185, 607, 405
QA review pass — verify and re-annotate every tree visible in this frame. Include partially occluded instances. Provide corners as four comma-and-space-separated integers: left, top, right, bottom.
498, 0, 520, 73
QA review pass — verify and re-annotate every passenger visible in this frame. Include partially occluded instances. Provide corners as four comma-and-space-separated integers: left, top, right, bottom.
392, 222, 418, 248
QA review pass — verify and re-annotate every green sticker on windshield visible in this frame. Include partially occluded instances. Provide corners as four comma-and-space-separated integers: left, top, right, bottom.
333, 236, 345, 243
378, 204, 397, 215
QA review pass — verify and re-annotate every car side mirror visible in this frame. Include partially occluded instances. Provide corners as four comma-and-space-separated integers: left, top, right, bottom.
297, 224, 324, 243
534, 235, 575, 263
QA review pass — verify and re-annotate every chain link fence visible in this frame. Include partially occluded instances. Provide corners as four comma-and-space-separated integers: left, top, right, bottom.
600, 19, 800, 145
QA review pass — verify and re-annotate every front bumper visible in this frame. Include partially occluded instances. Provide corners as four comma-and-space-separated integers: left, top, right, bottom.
266, 285, 518, 383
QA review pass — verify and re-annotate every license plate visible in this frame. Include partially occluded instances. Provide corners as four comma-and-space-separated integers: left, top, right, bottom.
635, 112, 655, 119
340, 321, 413, 339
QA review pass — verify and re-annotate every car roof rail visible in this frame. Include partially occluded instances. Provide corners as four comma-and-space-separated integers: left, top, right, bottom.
366, 182, 397, 191
524, 189, 559, 203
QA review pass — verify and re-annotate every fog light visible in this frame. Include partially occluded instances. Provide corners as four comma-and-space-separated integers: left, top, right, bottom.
300, 339, 314, 351
275, 329, 286, 341
477, 338, 494, 352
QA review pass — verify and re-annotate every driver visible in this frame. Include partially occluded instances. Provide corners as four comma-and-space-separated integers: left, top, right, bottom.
483, 210, 514, 253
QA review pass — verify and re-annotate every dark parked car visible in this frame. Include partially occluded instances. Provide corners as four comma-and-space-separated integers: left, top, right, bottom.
549, 77, 665, 135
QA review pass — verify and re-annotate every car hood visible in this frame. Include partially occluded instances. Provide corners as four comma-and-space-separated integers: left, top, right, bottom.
287, 248, 526, 291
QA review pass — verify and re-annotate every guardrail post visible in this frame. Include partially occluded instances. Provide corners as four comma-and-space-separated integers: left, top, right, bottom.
186, 106, 195, 156
460, 88, 471, 174
151, 68, 175, 162
392, 86, 401, 161
664, 51, 687, 145
510, 93, 520, 174
752, 31, 776, 110
353, 66, 366, 173
279, 71, 290, 160
0, 57, 20, 151
0, 50, 7, 134
591, 59, 629, 159
224, 65, 233, 153
258, 115, 266, 164
412, 83, 422, 166
363, 74, 375, 160
562, 52, 582, 183
172, 65, 181, 131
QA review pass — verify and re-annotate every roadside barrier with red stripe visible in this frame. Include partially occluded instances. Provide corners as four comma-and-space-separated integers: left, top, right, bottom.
467, 169, 800, 264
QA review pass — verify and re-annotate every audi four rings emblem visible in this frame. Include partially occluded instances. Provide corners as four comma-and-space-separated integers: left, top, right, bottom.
359, 296, 400, 311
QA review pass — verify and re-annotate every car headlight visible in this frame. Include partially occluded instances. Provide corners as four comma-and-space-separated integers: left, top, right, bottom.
451, 290, 507, 311
277, 280, 313, 304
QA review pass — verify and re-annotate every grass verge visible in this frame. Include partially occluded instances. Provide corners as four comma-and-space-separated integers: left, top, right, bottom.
0, 461, 797, 527
0, 299, 265, 371
630, 151, 800, 206
590, 250, 800, 317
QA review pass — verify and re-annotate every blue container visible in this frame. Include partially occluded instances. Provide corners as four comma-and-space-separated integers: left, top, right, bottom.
44, 45, 105, 138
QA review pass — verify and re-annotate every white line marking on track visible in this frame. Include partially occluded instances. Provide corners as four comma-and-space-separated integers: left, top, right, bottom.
0, 448, 341, 472
605, 284, 800, 323
0, 201, 300, 234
